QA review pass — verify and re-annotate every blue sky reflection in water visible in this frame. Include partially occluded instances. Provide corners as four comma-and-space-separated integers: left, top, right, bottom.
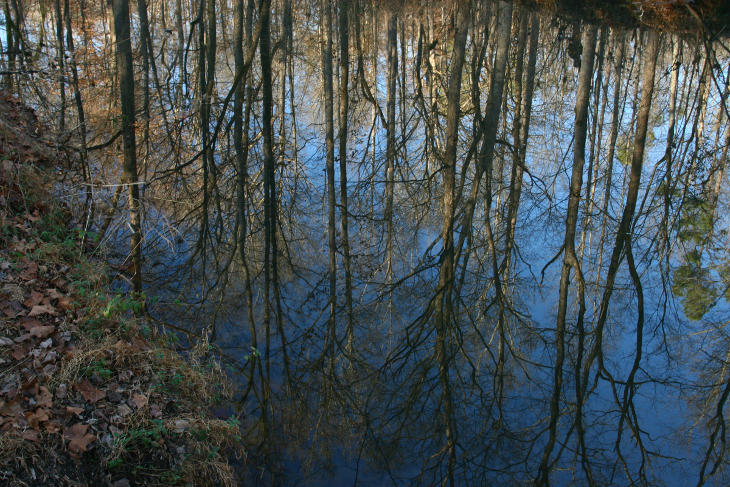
71, 1, 730, 485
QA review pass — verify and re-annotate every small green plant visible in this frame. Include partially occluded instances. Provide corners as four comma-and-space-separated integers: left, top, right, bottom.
102, 293, 145, 317
206, 445, 220, 460
190, 426, 208, 442
1, 223, 17, 239
76, 229, 98, 242
161, 468, 183, 484
79, 321, 104, 340
81, 358, 113, 380
163, 332, 180, 347
37, 208, 72, 243
170, 371, 184, 387
79, 317, 106, 339
153, 367, 185, 394
242, 346, 260, 362
140, 323, 151, 337
225, 416, 242, 442
225, 416, 240, 428
114, 419, 168, 452
212, 391, 224, 404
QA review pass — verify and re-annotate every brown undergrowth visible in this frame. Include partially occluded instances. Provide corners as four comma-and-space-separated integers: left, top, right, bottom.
0, 91, 246, 486
524, 0, 730, 35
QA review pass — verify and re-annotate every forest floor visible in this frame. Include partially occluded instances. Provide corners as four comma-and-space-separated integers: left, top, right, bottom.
0, 91, 246, 486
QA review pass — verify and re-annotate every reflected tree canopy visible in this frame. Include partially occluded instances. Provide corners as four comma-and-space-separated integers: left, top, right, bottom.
5, 0, 730, 484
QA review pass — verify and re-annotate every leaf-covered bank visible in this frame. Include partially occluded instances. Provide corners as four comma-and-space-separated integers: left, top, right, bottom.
0, 91, 246, 486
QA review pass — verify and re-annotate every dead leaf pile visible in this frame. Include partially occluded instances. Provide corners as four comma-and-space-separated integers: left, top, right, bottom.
0, 224, 162, 463
0, 252, 77, 441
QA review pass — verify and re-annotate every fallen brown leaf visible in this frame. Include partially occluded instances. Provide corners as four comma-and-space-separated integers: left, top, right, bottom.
18, 262, 37, 280
67, 423, 96, 454
19, 316, 43, 331
23, 290, 44, 308
75, 379, 105, 404
11, 345, 27, 361
36, 386, 52, 408
149, 404, 162, 419
45, 288, 61, 299
25, 408, 49, 430
13, 333, 30, 343
51, 277, 68, 290
173, 419, 190, 433
46, 288, 73, 310
57, 295, 73, 311
41, 363, 57, 376
28, 304, 57, 316
21, 377, 39, 395
117, 404, 132, 417
0, 397, 23, 417
131, 337, 150, 351
29, 325, 55, 338
1, 299, 24, 318
131, 393, 148, 409
65, 406, 84, 417
22, 429, 39, 442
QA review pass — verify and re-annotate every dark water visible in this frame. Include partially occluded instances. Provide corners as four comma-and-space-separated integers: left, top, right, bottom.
77, 1, 730, 485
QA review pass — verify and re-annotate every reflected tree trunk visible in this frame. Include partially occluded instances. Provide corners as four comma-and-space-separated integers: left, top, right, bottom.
137, 0, 151, 179
64, 0, 93, 249
4, 0, 15, 92
503, 8, 538, 275
111, 0, 142, 295
433, 4, 469, 484
609, 32, 658, 483
455, 1, 511, 270
659, 36, 681, 293
481, 1, 514, 418
233, 0, 260, 406
595, 29, 625, 295
536, 23, 596, 487
321, 0, 337, 360
175, 0, 186, 100
53, 0, 65, 134
577, 26, 606, 262
707, 64, 729, 217
195, 0, 211, 259
338, 0, 354, 354
385, 10, 397, 337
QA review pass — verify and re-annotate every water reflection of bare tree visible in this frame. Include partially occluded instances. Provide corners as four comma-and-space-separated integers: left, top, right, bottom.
7, 0, 730, 484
